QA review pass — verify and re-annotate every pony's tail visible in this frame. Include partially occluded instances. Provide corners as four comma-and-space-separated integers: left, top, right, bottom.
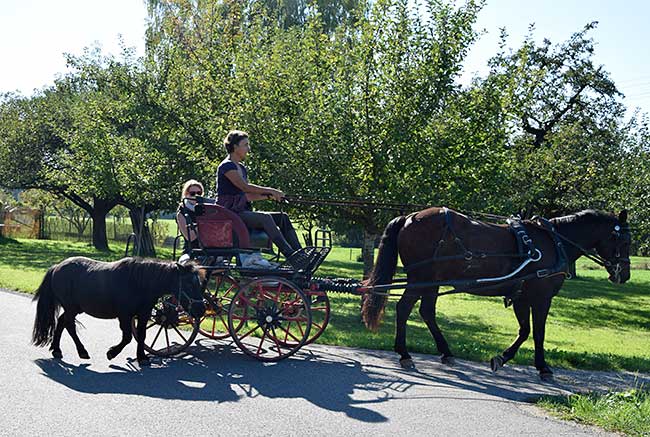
362, 215, 407, 332
32, 268, 59, 347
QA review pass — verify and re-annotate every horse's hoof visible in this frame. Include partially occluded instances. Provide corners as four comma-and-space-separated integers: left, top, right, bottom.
138, 357, 150, 367
441, 355, 456, 367
106, 349, 116, 360
399, 358, 415, 369
51, 350, 63, 359
539, 369, 554, 382
79, 350, 90, 360
490, 355, 504, 372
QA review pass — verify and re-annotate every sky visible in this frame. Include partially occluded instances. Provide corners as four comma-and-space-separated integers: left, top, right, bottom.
1, 0, 649, 116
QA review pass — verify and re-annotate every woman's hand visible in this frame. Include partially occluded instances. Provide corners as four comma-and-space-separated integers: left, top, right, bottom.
268, 189, 285, 202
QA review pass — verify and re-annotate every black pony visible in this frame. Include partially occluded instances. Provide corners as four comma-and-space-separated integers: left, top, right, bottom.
362, 208, 631, 380
32, 257, 207, 365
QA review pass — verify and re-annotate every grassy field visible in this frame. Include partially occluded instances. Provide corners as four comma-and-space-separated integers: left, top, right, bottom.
1, 237, 649, 372
537, 389, 650, 436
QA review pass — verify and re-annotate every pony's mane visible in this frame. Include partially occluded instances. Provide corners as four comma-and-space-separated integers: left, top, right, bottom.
121, 258, 199, 290
550, 209, 614, 225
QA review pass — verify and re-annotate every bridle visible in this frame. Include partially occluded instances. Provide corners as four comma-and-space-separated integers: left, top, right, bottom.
175, 274, 205, 312
553, 223, 631, 282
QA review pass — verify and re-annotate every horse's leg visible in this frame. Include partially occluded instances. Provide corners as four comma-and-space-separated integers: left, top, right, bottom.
135, 311, 150, 366
50, 313, 66, 359
64, 311, 90, 359
531, 297, 553, 380
394, 292, 419, 369
419, 291, 454, 366
106, 315, 133, 360
491, 299, 531, 372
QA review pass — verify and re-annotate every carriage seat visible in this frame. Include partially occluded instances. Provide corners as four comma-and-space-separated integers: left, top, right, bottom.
193, 203, 272, 250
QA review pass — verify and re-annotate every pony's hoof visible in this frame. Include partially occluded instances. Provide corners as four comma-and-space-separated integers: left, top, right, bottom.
399, 358, 415, 369
106, 349, 117, 360
138, 357, 150, 367
78, 350, 90, 360
490, 355, 504, 372
441, 355, 456, 367
51, 350, 63, 359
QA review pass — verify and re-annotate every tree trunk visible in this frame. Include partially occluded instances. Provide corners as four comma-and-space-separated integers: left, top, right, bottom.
128, 207, 156, 257
90, 198, 116, 251
362, 230, 378, 279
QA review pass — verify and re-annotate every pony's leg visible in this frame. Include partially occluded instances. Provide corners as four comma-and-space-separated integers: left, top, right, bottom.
50, 313, 66, 359
394, 292, 419, 369
491, 299, 530, 372
419, 292, 454, 366
64, 311, 90, 359
135, 312, 150, 365
106, 316, 133, 360
531, 298, 553, 380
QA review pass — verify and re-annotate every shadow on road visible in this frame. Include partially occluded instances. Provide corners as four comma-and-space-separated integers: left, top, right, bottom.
35, 341, 393, 423
32, 336, 582, 424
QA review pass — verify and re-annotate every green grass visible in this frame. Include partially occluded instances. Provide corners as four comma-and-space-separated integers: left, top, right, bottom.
538, 389, 650, 436
2, 238, 649, 373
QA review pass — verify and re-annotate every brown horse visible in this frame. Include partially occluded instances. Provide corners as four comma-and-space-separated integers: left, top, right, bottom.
361, 208, 631, 380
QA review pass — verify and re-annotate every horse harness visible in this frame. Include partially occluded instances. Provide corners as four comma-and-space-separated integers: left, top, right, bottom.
172, 273, 204, 312
393, 208, 572, 305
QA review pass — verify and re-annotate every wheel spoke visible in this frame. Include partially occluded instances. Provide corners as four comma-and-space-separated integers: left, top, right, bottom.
276, 324, 302, 343
238, 325, 259, 341
150, 325, 163, 347
283, 320, 292, 343
211, 317, 217, 336
173, 325, 188, 343
256, 327, 269, 356
164, 327, 171, 351
270, 326, 284, 356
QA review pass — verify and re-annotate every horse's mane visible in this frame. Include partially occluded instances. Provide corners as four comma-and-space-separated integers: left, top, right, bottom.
549, 209, 614, 226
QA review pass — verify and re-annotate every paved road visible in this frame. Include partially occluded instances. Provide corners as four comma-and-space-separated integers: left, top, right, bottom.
2, 289, 644, 436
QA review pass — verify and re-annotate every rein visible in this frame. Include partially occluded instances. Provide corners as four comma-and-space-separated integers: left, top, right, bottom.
284, 195, 509, 221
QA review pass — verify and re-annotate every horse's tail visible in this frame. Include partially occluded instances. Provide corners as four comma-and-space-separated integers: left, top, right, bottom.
32, 268, 59, 347
362, 215, 407, 332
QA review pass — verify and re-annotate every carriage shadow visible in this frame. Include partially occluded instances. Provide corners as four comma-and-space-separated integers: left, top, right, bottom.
34, 338, 581, 420
34, 342, 392, 422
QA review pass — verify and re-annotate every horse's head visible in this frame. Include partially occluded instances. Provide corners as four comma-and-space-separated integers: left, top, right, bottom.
175, 262, 207, 319
594, 210, 632, 284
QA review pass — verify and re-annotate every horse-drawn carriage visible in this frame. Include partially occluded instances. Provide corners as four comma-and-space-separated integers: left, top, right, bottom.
33, 195, 631, 380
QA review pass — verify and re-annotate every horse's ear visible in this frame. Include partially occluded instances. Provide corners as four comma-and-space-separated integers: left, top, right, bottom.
618, 209, 628, 224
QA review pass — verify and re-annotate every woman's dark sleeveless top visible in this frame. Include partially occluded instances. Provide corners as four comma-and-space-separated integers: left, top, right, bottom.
216, 158, 252, 213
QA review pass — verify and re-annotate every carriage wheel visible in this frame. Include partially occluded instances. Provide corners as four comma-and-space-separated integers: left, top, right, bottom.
198, 274, 243, 340
228, 277, 311, 362
304, 291, 330, 345
131, 294, 200, 357
276, 290, 330, 347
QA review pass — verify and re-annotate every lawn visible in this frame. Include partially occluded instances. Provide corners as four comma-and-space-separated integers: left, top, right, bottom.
1, 237, 649, 372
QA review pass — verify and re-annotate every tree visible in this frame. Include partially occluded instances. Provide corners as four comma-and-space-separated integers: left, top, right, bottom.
486, 22, 627, 217
0, 89, 119, 250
